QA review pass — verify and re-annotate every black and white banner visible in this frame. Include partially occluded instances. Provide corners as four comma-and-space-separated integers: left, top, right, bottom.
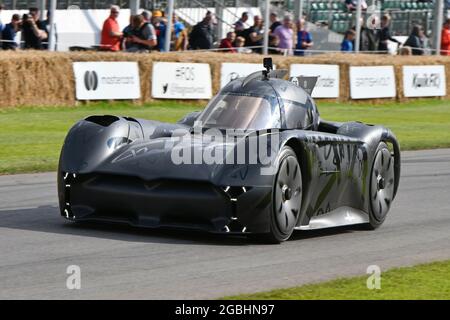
290, 64, 340, 98
403, 65, 446, 97
349, 66, 396, 99
73, 62, 141, 100
152, 62, 212, 99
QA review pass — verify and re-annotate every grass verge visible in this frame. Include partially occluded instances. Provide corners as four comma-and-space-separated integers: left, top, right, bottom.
223, 260, 450, 299
0, 99, 449, 175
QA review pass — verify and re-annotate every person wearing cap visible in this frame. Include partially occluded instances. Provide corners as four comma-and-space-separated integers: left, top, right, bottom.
152, 10, 166, 51
141, 10, 152, 23
153, 10, 163, 18
100, 5, 123, 51
2, 14, 21, 50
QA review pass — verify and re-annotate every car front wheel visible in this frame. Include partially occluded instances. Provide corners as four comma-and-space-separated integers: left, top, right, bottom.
251, 146, 303, 244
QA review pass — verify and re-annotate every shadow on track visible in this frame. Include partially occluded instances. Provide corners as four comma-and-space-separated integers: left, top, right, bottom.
0, 205, 365, 246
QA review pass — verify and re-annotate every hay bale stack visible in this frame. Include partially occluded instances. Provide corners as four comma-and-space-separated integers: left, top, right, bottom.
0, 51, 448, 108
0, 51, 74, 107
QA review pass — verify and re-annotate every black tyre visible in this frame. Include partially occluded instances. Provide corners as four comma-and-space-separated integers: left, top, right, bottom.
251, 146, 302, 243
366, 142, 395, 229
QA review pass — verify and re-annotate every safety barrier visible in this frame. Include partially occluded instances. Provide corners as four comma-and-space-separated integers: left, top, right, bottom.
0, 50, 448, 108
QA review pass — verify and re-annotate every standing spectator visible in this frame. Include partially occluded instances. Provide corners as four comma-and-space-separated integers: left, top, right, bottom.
269, 12, 281, 33
341, 29, 355, 52
122, 15, 134, 50
272, 15, 294, 55
189, 13, 214, 50
141, 10, 154, 50
22, 8, 47, 49
153, 12, 188, 52
152, 10, 165, 51
294, 18, 313, 56
125, 14, 157, 52
100, 5, 122, 51
245, 15, 264, 53
219, 31, 236, 52
141, 10, 152, 23
41, 11, 57, 50
441, 18, 450, 55
234, 12, 249, 36
2, 14, 21, 50
378, 15, 400, 53
159, 17, 170, 52
172, 14, 188, 51
355, 18, 378, 52
404, 25, 425, 55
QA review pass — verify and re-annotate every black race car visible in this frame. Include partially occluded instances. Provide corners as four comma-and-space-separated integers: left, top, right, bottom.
58, 58, 400, 243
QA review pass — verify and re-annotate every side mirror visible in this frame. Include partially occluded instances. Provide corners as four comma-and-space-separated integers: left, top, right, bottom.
289, 76, 318, 95
177, 111, 201, 127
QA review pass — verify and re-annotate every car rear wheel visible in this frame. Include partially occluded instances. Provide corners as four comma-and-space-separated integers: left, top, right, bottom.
251, 146, 302, 244
366, 142, 395, 229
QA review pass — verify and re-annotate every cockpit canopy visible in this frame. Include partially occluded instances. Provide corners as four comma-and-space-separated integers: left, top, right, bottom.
196, 76, 320, 131
197, 93, 279, 130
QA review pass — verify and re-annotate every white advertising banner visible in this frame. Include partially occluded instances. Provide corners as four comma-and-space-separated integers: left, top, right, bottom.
349, 66, 396, 99
73, 62, 140, 100
402, 65, 446, 97
220, 63, 276, 88
290, 64, 340, 98
152, 62, 212, 99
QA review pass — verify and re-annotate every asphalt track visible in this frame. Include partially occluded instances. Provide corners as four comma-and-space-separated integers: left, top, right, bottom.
0, 149, 449, 299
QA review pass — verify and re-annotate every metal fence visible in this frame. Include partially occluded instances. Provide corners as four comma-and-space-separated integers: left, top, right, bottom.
0, 0, 258, 9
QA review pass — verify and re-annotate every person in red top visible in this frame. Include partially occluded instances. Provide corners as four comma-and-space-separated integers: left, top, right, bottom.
100, 5, 123, 51
219, 32, 236, 53
441, 19, 450, 56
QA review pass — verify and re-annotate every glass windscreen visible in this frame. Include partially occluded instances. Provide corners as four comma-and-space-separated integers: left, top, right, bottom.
283, 99, 313, 130
196, 93, 279, 130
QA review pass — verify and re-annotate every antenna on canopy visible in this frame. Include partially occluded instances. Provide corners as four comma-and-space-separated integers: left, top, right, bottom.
262, 57, 273, 80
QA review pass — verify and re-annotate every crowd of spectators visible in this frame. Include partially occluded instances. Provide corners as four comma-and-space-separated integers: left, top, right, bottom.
216, 11, 315, 56
340, 15, 450, 56
97, 7, 315, 55
0, 6, 56, 50
0, 4, 449, 56
99, 5, 188, 52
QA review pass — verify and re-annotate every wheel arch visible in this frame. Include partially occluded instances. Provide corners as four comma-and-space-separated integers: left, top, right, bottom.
283, 138, 311, 225
380, 130, 401, 199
